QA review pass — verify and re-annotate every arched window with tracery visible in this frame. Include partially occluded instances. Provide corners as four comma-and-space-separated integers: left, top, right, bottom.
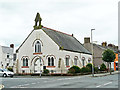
35, 41, 41, 53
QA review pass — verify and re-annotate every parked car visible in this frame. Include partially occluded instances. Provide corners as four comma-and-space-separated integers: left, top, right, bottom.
0, 69, 14, 77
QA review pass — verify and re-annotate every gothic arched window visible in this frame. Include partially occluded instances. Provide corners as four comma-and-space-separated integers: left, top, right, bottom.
35, 41, 41, 53
65, 56, 70, 66
23, 58, 28, 66
74, 56, 78, 65
48, 57, 54, 66
82, 57, 85, 67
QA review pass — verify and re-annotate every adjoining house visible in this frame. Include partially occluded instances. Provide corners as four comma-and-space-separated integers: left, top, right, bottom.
0, 44, 15, 69
84, 37, 118, 70
15, 13, 92, 74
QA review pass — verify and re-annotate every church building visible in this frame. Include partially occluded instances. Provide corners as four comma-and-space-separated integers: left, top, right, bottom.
15, 13, 92, 74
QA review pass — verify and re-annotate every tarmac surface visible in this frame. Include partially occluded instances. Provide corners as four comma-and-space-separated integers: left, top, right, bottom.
0, 71, 119, 89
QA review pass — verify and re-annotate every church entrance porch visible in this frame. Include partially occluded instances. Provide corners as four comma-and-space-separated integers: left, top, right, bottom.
34, 57, 43, 73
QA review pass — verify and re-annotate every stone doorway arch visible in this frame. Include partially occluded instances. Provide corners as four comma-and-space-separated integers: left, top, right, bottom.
31, 56, 44, 73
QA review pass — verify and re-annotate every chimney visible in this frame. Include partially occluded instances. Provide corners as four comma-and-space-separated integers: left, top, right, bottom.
10, 44, 14, 48
102, 42, 107, 47
108, 44, 112, 47
112, 44, 115, 49
115, 46, 118, 49
84, 37, 90, 43
72, 34, 74, 37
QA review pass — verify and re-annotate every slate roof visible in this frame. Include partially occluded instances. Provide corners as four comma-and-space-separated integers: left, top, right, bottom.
93, 44, 118, 53
42, 26, 91, 54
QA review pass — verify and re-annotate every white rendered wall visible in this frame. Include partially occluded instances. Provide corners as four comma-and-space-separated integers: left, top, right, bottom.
17, 29, 92, 74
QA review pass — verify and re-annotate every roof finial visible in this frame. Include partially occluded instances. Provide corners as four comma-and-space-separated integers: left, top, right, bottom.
33, 12, 42, 29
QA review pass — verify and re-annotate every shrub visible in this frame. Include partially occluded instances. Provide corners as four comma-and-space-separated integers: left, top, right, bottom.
100, 63, 106, 71
81, 67, 91, 73
43, 69, 49, 74
68, 68, 76, 74
7, 67, 13, 72
94, 67, 99, 73
86, 63, 92, 72
68, 66, 81, 73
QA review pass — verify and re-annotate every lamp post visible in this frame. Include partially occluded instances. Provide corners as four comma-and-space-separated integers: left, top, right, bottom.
91, 29, 95, 77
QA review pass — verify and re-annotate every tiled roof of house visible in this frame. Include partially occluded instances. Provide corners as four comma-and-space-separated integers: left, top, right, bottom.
42, 26, 91, 54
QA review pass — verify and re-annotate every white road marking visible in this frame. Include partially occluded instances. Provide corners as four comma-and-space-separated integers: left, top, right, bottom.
44, 80, 55, 83
65, 78, 72, 80
96, 82, 112, 88
58, 79, 64, 80
18, 85, 24, 87
18, 86, 28, 88
96, 85, 102, 87
104, 82, 112, 86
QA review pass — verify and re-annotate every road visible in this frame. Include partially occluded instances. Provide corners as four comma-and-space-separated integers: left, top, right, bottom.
0, 74, 118, 88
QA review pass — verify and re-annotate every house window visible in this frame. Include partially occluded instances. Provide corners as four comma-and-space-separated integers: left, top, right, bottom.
74, 57, 78, 65
35, 41, 41, 53
23, 58, 28, 66
13, 54, 16, 61
82, 60, 85, 66
82, 57, 85, 67
66, 57, 69, 66
88, 58, 91, 63
7, 54, 9, 58
48, 57, 54, 66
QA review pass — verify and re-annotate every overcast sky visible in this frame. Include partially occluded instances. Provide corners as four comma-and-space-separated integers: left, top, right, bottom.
0, 0, 118, 50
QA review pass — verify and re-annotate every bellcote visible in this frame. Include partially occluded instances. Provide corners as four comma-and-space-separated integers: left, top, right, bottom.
33, 13, 42, 30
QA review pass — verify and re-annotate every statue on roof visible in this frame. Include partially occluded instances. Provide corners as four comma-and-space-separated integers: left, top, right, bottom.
33, 12, 42, 29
